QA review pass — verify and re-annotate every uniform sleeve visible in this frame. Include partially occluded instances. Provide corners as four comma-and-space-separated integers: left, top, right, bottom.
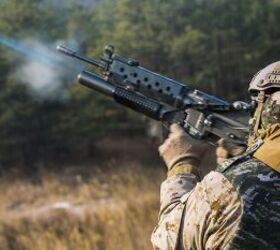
151, 169, 198, 249
151, 171, 242, 250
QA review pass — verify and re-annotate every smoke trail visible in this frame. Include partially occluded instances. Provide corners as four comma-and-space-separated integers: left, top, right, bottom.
0, 35, 82, 100
0, 35, 61, 68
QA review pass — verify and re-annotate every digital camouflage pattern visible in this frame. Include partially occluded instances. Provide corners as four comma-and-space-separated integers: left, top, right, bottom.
153, 61, 280, 249
261, 97, 280, 130
151, 170, 242, 250
152, 134, 280, 250
151, 173, 198, 249
248, 93, 280, 143
217, 149, 280, 249
180, 171, 242, 249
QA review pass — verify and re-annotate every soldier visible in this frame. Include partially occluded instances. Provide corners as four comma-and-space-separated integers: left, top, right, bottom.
151, 62, 280, 250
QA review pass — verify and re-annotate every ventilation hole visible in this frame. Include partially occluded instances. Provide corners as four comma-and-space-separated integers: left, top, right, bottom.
155, 82, 160, 87
137, 80, 141, 84
166, 86, 171, 92
133, 73, 138, 77
158, 89, 163, 93
147, 84, 152, 89
144, 77, 149, 82
120, 68, 125, 72
124, 75, 128, 79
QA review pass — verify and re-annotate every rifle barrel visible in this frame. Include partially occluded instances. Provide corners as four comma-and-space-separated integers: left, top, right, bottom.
57, 45, 104, 68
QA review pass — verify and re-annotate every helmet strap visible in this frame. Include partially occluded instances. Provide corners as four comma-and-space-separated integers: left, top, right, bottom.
253, 91, 266, 137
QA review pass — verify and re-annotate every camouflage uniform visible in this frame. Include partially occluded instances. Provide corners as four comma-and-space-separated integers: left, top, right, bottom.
151, 127, 280, 249
152, 62, 280, 249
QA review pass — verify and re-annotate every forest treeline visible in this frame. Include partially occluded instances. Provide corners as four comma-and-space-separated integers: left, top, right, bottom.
0, 0, 280, 166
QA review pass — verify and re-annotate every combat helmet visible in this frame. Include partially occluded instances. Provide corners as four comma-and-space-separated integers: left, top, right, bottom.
248, 61, 280, 145
249, 61, 280, 94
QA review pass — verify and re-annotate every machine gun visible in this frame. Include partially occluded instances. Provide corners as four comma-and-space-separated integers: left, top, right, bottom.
57, 44, 250, 146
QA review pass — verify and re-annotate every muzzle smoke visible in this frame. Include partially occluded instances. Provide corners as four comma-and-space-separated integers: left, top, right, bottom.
0, 35, 82, 100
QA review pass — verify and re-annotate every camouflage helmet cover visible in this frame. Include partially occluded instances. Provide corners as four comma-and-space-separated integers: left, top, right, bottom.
249, 61, 280, 93
248, 61, 280, 145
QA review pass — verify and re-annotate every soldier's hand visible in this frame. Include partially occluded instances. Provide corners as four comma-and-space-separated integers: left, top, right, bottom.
159, 124, 208, 170
216, 139, 246, 165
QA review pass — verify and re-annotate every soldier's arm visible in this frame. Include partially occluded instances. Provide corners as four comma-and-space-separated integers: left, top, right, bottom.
151, 169, 199, 249
151, 124, 242, 249
152, 170, 242, 249
151, 124, 206, 248
156, 124, 207, 216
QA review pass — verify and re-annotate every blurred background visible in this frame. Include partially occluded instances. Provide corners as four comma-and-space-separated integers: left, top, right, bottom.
0, 0, 279, 249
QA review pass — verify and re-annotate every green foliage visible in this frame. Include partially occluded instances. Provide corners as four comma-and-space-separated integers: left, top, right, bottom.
0, 0, 280, 166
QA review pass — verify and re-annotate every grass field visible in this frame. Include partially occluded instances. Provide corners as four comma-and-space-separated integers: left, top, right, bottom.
0, 159, 164, 250
0, 135, 216, 250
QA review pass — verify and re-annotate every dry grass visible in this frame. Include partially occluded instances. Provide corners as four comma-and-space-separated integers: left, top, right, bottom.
0, 135, 216, 250
0, 161, 164, 250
